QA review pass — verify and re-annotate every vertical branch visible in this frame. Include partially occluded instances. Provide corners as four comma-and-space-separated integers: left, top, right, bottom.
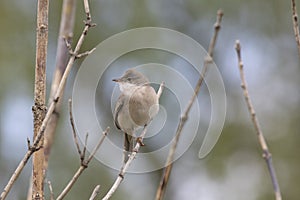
235, 41, 282, 200
0, 1, 95, 199
291, 0, 300, 58
44, 0, 77, 175
32, 0, 49, 199
154, 10, 223, 200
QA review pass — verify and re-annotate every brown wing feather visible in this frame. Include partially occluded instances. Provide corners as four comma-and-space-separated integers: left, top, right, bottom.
113, 94, 124, 130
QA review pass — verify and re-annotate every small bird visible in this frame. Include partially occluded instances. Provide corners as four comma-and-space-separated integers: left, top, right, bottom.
113, 69, 159, 163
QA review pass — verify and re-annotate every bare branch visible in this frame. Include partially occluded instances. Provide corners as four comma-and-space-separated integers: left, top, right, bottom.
76, 48, 96, 59
0, 0, 95, 199
89, 185, 101, 200
44, 0, 77, 176
0, 151, 32, 200
56, 127, 110, 200
292, 0, 300, 58
83, 0, 91, 20
235, 40, 282, 200
86, 129, 109, 164
69, 99, 83, 159
101, 82, 164, 200
31, 0, 49, 198
157, 82, 165, 99
47, 181, 54, 200
101, 126, 148, 200
154, 9, 224, 200
27, 138, 31, 150
82, 133, 89, 163
56, 167, 85, 200
64, 36, 74, 54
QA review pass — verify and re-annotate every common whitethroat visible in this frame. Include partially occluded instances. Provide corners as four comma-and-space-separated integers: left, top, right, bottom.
113, 69, 159, 163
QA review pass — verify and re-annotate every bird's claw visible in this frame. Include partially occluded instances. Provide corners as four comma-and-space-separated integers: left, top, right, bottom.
136, 137, 145, 146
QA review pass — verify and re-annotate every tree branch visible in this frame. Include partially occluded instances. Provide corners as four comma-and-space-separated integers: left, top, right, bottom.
56, 126, 109, 200
235, 40, 282, 200
55, 100, 109, 200
154, 9, 224, 200
44, 0, 77, 176
89, 185, 101, 200
0, 0, 95, 199
291, 0, 300, 58
102, 127, 148, 200
31, 0, 49, 199
68, 99, 83, 161
47, 181, 54, 200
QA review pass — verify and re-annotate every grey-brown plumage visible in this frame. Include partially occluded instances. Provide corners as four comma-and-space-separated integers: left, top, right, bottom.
113, 69, 159, 163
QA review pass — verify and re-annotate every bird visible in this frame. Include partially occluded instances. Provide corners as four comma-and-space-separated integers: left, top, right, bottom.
113, 69, 159, 163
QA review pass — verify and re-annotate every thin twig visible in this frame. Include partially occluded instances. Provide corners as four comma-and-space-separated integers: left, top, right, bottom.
292, 0, 300, 58
0, 1, 95, 199
235, 40, 282, 200
58, 99, 108, 199
157, 82, 165, 99
86, 130, 108, 164
56, 167, 85, 200
56, 127, 109, 200
68, 99, 82, 159
76, 47, 96, 58
102, 126, 148, 200
83, 133, 89, 162
64, 37, 73, 54
101, 82, 165, 200
89, 185, 101, 200
44, 0, 77, 176
83, 0, 91, 20
47, 181, 54, 200
154, 9, 224, 200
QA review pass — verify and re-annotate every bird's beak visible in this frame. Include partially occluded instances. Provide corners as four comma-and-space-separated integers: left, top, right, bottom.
112, 78, 120, 82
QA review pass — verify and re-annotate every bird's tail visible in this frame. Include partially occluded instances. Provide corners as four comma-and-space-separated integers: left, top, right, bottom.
123, 133, 135, 163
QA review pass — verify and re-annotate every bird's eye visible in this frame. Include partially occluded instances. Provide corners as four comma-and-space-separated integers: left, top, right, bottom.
127, 77, 132, 81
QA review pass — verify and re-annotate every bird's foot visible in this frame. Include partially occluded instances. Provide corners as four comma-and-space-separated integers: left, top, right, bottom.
136, 137, 145, 146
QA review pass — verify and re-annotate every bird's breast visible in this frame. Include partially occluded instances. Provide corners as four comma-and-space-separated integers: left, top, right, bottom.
128, 86, 159, 126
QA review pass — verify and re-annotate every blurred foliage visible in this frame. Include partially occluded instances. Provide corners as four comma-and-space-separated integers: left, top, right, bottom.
0, 0, 299, 200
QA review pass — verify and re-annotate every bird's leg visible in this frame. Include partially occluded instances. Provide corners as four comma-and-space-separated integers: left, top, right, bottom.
136, 137, 145, 147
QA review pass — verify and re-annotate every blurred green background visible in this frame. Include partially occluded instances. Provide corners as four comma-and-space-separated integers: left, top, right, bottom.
0, 0, 299, 199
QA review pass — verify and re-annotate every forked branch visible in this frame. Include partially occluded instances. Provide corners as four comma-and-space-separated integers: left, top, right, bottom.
0, 0, 96, 199
55, 100, 109, 200
44, 0, 77, 176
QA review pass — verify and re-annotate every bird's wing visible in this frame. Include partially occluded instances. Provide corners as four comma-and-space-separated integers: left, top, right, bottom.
113, 94, 124, 130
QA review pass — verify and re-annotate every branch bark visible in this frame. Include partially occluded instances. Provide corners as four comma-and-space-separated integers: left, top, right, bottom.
32, 0, 49, 199
291, 0, 300, 58
0, 0, 95, 199
154, 9, 224, 200
235, 40, 282, 200
44, 0, 76, 176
